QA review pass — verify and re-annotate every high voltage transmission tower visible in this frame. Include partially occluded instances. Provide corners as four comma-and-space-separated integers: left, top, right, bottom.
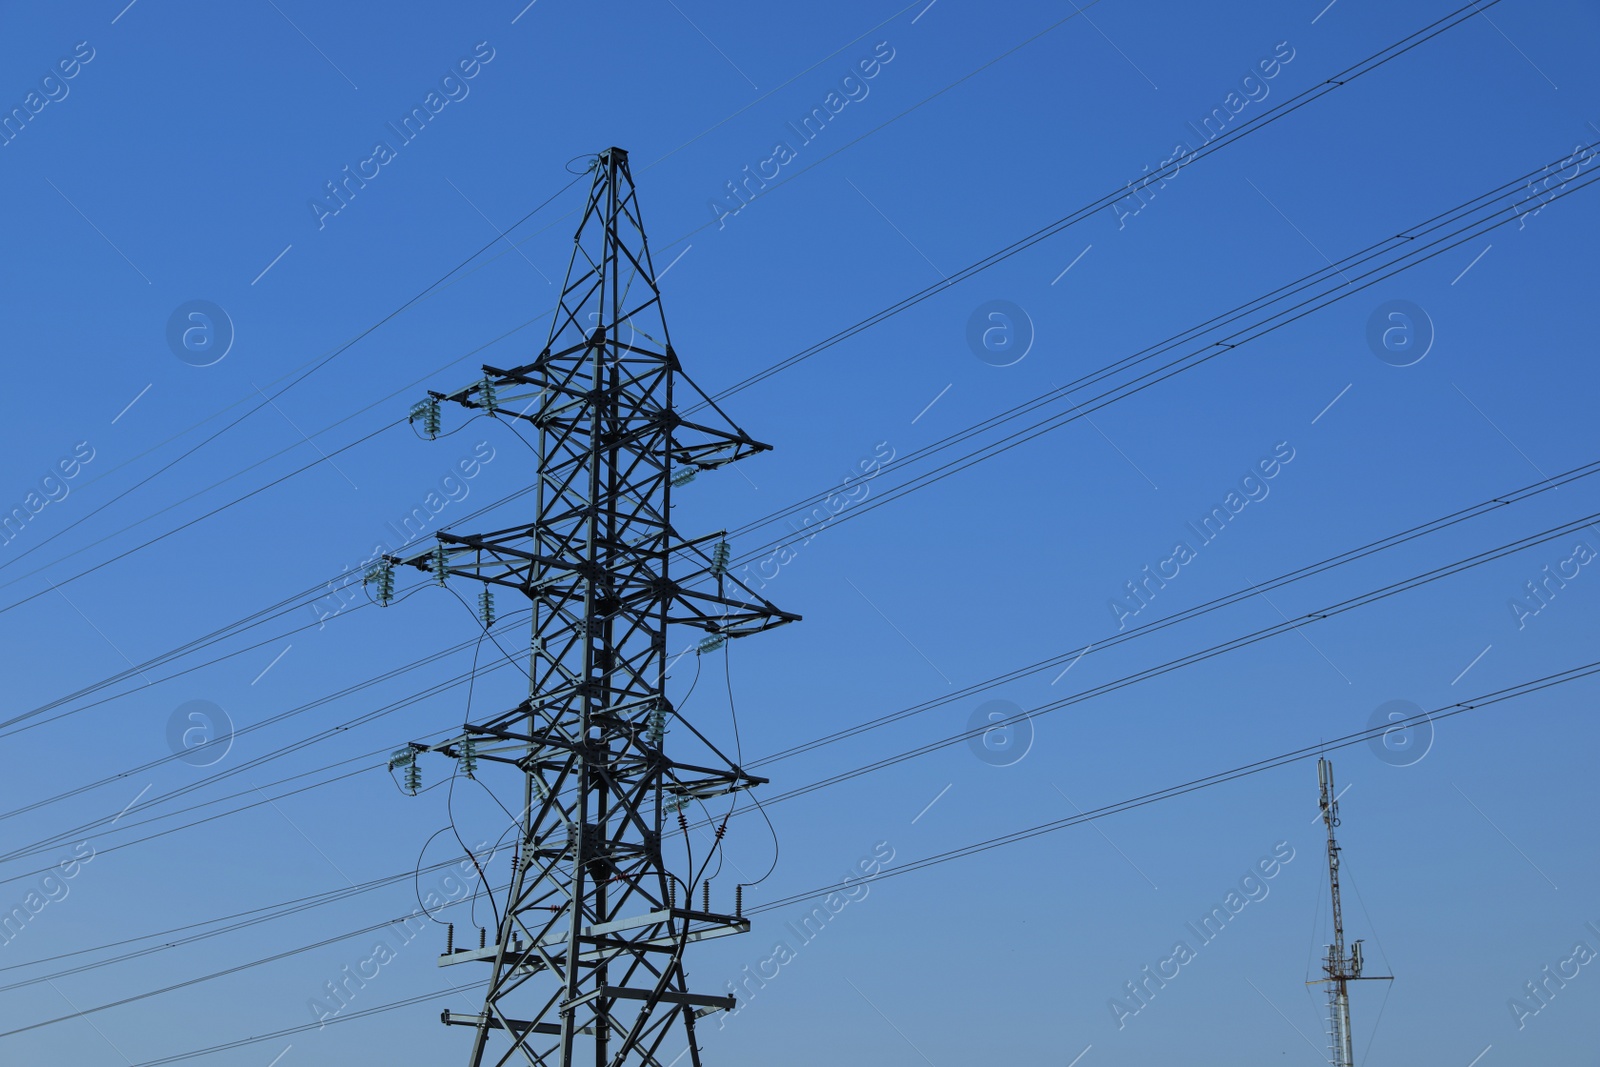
1311, 757, 1390, 1067
375, 146, 798, 1066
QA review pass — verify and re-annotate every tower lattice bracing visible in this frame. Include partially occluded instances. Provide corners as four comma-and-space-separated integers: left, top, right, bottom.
1317, 757, 1357, 1067
1312, 757, 1387, 1067
389, 147, 797, 1067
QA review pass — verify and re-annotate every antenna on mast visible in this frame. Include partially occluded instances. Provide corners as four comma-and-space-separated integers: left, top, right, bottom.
1310, 757, 1392, 1067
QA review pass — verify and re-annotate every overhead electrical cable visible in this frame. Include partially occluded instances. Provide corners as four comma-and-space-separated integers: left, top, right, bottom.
12, 498, 1592, 879
0, 476, 545, 737
21, 120, 1548, 751
443, 0, 1114, 289
718, 508, 1600, 816
13, 423, 1596, 861
0, 308, 552, 601
0, 610, 529, 825
0, 650, 529, 866
0, 7, 1508, 748
747, 459, 1600, 768
696, 0, 1509, 403
0, 171, 584, 581
9, 188, 1591, 882
716, 155, 1600, 567
0, 852, 475, 980
0, 916, 453, 1039
0, 0, 1490, 627
118, 983, 492, 1067
744, 657, 1600, 914
719, 149, 1579, 546
16, 652, 1595, 1066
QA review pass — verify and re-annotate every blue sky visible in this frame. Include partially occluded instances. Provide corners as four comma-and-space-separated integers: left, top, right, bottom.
1, 0, 1597, 1064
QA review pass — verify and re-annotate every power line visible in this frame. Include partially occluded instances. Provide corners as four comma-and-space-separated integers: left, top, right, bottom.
0, 654, 529, 875
716, 157, 1600, 571
119, 982, 491, 1067
0, 764, 378, 889
0, 618, 755, 995
747, 657, 1600, 913
12, 422, 1594, 878
0, 0, 1489, 633
0, 492, 1580, 1036
0, 309, 548, 605
20, 132, 1552, 758
0, 471, 546, 739
0, 6, 1557, 1055
5, 480, 1582, 1023
28, 651, 1598, 1066
725, 507, 1600, 815
0, 611, 532, 826
0, 831, 512, 1039
0, 4, 1504, 758
721, 145, 1563, 547
0, 171, 583, 580
0, 917, 430, 1038
0, 852, 473, 981
0, 420, 397, 623
748, 458, 1600, 768
0, 14, 1574, 908
1, 0, 921, 613
15, 490, 1589, 896
697, 0, 1506, 404
3, 179, 1587, 908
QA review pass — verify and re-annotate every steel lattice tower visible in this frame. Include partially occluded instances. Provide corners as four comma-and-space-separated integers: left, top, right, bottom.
1312, 757, 1387, 1067
388, 147, 797, 1067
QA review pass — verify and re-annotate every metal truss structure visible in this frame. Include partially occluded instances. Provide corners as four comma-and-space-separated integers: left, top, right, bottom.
1312, 757, 1389, 1067
385, 146, 796, 1067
